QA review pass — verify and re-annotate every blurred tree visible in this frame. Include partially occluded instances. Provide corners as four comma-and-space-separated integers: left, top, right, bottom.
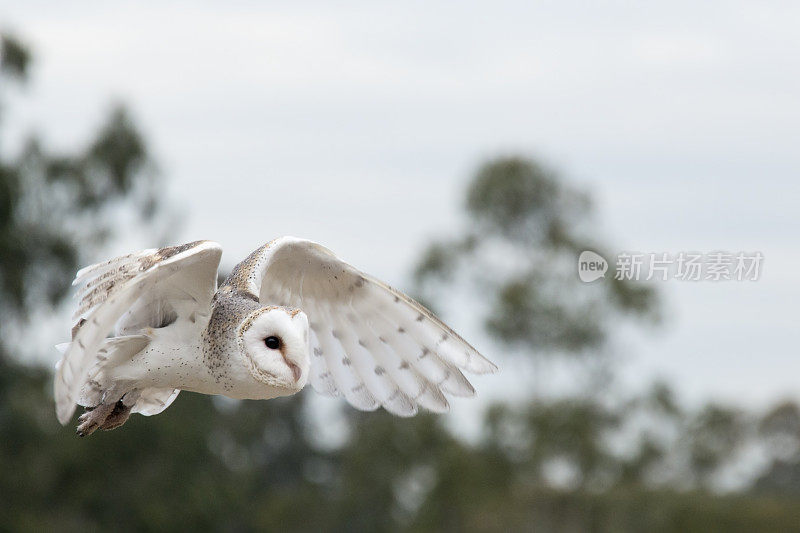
0, 33, 160, 351
685, 405, 746, 488
414, 157, 658, 389
759, 401, 800, 462
1, 33, 31, 82
754, 402, 800, 496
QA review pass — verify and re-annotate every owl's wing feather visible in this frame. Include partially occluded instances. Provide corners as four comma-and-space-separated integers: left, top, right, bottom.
54, 240, 222, 425
132, 387, 182, 416
227, 237, 496, 416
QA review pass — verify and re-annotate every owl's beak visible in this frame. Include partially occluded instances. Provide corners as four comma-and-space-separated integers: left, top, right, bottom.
289, 362, 302, 382
281, 353, 302, 382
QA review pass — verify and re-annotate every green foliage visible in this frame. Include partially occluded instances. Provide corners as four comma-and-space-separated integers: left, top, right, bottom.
0, 38, 157, 325
463, 487, 800, 533
0, 33, 30, 82
4, 354, 800, 531
414, 156, 658, 362
486, 275, 603, 352
754, 402, 800, 496
466, 157, 588, 247
687, 405, 746, 486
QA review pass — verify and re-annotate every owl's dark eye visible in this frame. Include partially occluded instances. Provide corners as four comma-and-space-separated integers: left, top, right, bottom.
264, 336, 281, 350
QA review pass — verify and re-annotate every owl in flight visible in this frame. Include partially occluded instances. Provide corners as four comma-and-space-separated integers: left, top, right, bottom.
54, 237, 497, 436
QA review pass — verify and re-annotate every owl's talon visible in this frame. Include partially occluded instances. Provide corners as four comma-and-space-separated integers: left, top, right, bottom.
99, 401, 132, 431
75, 402, 116, 437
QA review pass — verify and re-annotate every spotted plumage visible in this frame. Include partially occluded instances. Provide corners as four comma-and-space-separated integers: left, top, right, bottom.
54, 236, 497, 436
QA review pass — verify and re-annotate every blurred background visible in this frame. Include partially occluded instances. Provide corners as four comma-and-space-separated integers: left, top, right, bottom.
1, 2, 799, 531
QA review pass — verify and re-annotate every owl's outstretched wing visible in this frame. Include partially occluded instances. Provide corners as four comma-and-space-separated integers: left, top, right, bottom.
225, 237, 497, 416
54, 240, 222, 425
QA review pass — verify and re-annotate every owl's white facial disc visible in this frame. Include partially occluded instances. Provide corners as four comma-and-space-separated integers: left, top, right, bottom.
238, 306, 310, 393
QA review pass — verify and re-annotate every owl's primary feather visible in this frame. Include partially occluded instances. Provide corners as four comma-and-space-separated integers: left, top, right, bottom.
54, 237, 497, 435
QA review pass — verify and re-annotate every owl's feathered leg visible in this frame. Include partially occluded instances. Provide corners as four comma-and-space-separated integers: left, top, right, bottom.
76, 402, 116, 437
98, 401, 132, 431
76, 399, 132, 436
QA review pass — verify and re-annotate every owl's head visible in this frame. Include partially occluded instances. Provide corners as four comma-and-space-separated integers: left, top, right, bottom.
237, 306, 310, 393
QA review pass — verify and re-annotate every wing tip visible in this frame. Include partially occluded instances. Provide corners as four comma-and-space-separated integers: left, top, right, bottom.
469, 357, 499, 375
419, 395, 450, 414
381, 390, 419, 417
345, 388, 381, 412
447, 388, 476, 399
55, 397, 75, 425
441, 375, 477, 398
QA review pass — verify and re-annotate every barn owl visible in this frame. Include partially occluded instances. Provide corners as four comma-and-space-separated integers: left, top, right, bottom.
54, 237, 497, 436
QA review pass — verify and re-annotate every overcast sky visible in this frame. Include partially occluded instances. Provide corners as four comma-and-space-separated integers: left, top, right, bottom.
3, 1, 798, 412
